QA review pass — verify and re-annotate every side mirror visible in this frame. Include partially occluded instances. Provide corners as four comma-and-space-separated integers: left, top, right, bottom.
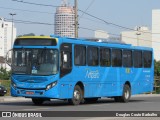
5, 49, 12, 67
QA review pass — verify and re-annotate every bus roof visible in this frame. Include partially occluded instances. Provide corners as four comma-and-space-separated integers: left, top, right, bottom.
14, 35, 152, 51
17, 36, 52, 39
51, 36, 152, 51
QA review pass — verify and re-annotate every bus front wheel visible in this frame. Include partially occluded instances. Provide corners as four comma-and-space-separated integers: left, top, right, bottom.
69, 85, 83, 105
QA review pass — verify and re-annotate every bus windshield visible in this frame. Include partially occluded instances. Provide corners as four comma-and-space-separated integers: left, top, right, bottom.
12, 49, 58, 75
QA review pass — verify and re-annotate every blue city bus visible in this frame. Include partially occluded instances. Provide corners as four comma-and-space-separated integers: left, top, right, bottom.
7, 35, 154, 105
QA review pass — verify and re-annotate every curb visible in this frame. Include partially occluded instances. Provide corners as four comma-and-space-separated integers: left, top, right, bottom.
0, 96, 31, 103
132, 94, 160, 97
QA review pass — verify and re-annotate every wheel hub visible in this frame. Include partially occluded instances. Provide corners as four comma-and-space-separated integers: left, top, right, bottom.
125, 90, 129, 99
74, 90, 80, 101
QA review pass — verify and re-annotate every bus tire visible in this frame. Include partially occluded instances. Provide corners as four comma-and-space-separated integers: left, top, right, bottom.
120, 84, 131, 103
32, 98, 44, 105
85, 98, 99, 103
69, 85, 83, 105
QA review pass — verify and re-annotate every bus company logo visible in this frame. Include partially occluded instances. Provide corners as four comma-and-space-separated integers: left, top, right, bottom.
126, 68, 131, 73
85, 69, 100, 79
2, 112, 11, 117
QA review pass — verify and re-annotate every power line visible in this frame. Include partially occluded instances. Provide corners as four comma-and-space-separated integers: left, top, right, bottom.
81, 17, 108, 25
11, 0, 133, 32
2, 6, 157, 35
4, 17, 158, 43
79, 9, 153, 34
12, 0, 59, 7
4, 16, 160, 43
5, 18, 55, 26
79, 0, 95, 20
0, 6, 54, 14
79, 9, 135, 31
79, 26, 160, 43
10, 0, 154, 34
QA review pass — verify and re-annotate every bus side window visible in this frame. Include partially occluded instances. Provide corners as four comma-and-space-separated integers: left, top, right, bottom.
60, 43, 72, 77
100, 48, 111, 66
123, 50, 132, 67
87, 46, 99, 66
74, 45, 86, 66
112, 49, 122, 67
143, 51, 152, 68
133, 50, 142, 68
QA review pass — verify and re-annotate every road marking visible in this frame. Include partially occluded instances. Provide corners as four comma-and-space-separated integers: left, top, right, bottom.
89, 104, 111, 107
143, 102, 154, 103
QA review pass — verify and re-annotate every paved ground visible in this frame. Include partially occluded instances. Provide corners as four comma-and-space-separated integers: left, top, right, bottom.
0, 94, 160, 120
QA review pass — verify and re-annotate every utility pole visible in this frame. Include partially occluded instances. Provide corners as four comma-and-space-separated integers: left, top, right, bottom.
74, 0, 78, 38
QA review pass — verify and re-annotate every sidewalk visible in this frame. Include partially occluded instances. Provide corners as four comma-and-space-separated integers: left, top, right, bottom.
0, 96, 31, 103
132, 94, 160, 97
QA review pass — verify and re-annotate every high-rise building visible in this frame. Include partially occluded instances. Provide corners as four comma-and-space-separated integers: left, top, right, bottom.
152, 9, 160, 60
0, 17, 16, 57
54, 0, 75, 38
0, 17, 16, 70
121, 26, 152, 47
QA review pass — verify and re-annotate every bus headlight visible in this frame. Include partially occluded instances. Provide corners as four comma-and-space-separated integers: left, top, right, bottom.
46, 84, 52, 90
46, 81, 57, 91
11, 81, 17, 89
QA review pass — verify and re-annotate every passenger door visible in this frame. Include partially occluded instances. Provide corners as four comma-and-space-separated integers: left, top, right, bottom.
60, 43, 72, 78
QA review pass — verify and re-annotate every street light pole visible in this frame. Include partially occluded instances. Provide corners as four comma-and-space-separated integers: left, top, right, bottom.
9, 13, 16, 48
136, 27, 141, 46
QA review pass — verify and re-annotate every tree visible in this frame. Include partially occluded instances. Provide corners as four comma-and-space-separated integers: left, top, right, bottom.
154, 60, 160, 76
23, 33, 35, 36
0, 67, 11, 80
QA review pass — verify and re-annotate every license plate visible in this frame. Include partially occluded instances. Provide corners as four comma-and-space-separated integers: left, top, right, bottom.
4, 91, 6, 93
26, 91, 34, 95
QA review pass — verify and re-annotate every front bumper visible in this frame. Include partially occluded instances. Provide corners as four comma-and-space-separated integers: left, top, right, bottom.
11, 85, 59, 99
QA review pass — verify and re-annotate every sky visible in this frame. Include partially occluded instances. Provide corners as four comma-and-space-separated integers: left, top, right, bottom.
0, 0, 160, 37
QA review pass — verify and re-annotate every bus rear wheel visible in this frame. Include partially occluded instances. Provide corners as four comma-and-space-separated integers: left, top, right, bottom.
69, 85, 83, 105
114, 84, 131, 103
32, 98, 45, 105
121, 84, 131, 103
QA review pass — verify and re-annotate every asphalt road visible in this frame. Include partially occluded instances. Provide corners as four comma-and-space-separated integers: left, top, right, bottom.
0, 95, 160, 120
0, 95, 160, 111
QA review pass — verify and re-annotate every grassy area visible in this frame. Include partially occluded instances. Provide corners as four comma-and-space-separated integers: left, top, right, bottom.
0, 80, 11, 96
